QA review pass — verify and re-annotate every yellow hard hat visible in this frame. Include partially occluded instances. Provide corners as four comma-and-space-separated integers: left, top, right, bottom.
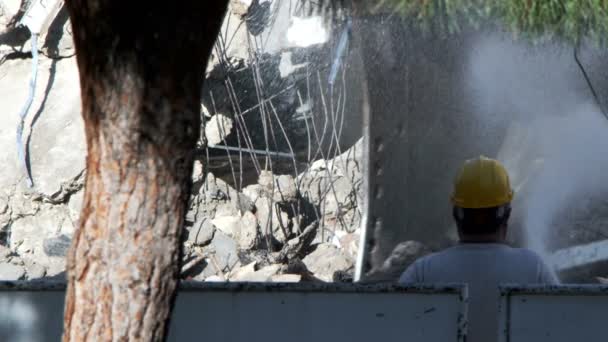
451, 156, 514, 209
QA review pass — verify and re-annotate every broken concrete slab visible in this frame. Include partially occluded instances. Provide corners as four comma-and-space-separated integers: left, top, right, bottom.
303, 243, 354, 282
0, 262, 25, 280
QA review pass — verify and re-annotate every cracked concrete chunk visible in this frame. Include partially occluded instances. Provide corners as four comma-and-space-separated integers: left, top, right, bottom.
255, 196, 290, 243
237, 211, 258, 249
205, 113, 233, 146
208, 230, 239, 272
10, 206, 73, 271
0, 195, 10, 231
231, 264, 281, 282
191, 160, 204, 184
42, 234, 71, 257
23, 259, 46, 280
67, 188, 83, 224
0, 245, 11, 261
273, 174, 297, 202
271, 274, 301, 282
0, 263, 25, 280
228, 261, 256, 280
211, 216, 240, 237
9, 190, 41, 219
243, 184, 264, 203
303, 243, 354, 282
187, 218, 215, 247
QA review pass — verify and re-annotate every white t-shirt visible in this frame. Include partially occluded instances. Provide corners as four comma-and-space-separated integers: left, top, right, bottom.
398, 243, 559, 342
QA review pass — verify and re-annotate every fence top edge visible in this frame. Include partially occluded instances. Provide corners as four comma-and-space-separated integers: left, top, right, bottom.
0, 280, 467, 294
499, 284, 608, 296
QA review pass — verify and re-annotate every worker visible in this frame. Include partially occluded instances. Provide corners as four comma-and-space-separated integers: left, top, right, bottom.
399, 156, 559, 342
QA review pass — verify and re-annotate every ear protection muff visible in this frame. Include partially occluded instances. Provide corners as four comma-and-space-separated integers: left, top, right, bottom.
453, 205, 511, 226
495, 205, 511, 226
453, 207, 465, 222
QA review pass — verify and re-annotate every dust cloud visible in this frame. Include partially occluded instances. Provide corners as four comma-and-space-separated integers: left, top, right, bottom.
465, 31, 608, 268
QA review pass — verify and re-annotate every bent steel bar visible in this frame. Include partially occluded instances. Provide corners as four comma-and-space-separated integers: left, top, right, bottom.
498, 285, 608, 342
15, 34, 38, 188
0, 282, 468, 342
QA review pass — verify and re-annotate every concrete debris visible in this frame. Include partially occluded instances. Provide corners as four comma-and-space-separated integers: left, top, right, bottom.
204, 275, 226, 282
187, 218, 216, 247
258, 170, 274, 188
0, 263, 25, 280
208, 230, 240, 273
229, 0, 253, 17
284, 258, 323, 282
205, 113, 233, 146
0, 5, 364, 285
228, 261, 257, 280
279, 51, 307, 78
302, 243, 354, 282
23, 259, 46, 280
322, 177, 356, 215
42, 234, 71, 257
0, 134, 364, 283
237, 211, 258, 249
210, 210, 259, 250
201, 104, 211, 118
192, 160, 205, 184
365, 241, 431, 282
230, 264, 281, 282
275, 221, 318, 264
181, 254, 208, 277
0, 195, 10, 232
271, 274, 301, 282
242, 184, 264, 203
254, 196, 290, 243
0, 245, 10, 261
212, 216, 240, 237
233, 193, 255, 214
215, 202, 239, 219
10, 206, 74, 268
0, 57, 85, 197
273, 174, 298, 203
331, 229, 360, 259
66, 189, 83, 225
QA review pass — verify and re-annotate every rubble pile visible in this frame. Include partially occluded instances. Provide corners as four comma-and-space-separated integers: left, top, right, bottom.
180, 141, 364, 283
0, 0, 424, 284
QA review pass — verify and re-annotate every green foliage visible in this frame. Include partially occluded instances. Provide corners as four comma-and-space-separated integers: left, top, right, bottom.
308, 0, 608, 44
368, 0, 491, 35
498, 0, 608, 45
378, 0, 608, 44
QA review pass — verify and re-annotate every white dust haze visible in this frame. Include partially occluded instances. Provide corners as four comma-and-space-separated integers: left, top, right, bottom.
466, 32, 608, 266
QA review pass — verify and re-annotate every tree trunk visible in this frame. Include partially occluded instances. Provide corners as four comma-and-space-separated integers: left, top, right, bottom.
62, 1, 228, 341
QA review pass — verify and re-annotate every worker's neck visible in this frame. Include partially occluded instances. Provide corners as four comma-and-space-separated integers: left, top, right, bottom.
458, 226, 507, 244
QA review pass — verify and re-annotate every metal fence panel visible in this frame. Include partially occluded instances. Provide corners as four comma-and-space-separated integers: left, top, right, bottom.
0, 282, 467, 342
499, 285, 608, 342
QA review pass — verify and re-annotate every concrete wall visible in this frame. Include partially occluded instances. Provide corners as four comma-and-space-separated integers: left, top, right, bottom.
357, 14, 608, 275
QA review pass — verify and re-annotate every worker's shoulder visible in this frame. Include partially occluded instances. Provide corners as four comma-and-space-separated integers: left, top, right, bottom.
412, 248, 454, 265
504, 246, 546, 263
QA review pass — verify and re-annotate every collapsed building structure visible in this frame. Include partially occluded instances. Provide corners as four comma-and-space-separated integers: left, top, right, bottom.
1, 0, 608, 285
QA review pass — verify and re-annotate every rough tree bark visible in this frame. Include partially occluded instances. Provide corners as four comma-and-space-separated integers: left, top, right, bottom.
62, 1, 228, 341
